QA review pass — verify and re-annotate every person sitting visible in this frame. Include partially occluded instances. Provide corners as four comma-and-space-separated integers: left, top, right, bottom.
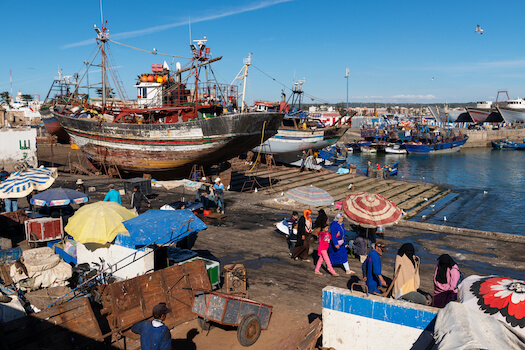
75, 179, 86, 193
433, 254, 461, 308
393, 243, 427, 305
195, 177, 212, 209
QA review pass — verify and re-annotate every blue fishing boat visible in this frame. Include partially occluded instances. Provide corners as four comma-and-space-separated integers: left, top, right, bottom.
403, 124, 468, 154
491, 139, 525, 150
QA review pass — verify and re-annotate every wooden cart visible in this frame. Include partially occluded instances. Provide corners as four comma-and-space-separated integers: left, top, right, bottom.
191, 288, 273, 347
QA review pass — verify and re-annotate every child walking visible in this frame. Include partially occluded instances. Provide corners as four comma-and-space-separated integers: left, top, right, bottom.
315, 224, 339, 276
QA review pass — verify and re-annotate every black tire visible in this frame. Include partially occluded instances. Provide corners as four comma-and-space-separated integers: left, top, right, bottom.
198, 317, 212, 331
237, 314, 261, 347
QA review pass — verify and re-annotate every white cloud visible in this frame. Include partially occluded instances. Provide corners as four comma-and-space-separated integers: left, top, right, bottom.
62, 0, 293, 49
391, 94, 436, 100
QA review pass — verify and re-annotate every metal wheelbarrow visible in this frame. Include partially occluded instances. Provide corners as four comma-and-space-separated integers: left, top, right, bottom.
191, 288, 273, 347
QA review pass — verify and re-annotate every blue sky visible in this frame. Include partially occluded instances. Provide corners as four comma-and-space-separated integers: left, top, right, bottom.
2, 0, 525, 104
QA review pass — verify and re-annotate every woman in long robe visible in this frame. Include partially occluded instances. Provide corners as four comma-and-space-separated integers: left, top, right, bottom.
328, 213, 354, 274
393, 243, 427, 305
291, 209, 313, 262
433, 254, 460, 308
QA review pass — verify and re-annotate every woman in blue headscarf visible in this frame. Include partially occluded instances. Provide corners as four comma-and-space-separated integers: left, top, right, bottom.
329, 213, 354, 274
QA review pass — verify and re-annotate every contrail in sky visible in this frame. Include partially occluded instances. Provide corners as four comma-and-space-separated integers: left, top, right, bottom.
63, 0, 292, 49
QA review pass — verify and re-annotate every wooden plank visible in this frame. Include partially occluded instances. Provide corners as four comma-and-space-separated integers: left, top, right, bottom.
267, 318, 322, 350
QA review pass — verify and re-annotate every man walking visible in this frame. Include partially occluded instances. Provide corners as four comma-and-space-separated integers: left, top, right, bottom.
103, 184, 121, 204
131, 303, 171, 350
131, 185, 151, 214
362, 241, 388, 295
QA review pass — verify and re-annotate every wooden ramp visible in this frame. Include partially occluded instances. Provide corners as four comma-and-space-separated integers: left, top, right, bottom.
229, 158, 449, 218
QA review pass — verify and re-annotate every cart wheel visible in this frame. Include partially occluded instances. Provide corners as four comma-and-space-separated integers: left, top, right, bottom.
198, 317, 212, 331
237, 314, 261, 347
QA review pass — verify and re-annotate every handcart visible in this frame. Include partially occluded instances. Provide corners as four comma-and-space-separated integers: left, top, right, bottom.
191, 288, 273, 347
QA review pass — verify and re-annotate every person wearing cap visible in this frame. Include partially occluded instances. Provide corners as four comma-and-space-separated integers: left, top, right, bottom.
213, 177, 225, 214
75, 179, 85, 193
362, 241, 388, 295
103, 184, 121, 204
131, 185, 151, 214
131, 302, 171, 350
195, 177, 211, 208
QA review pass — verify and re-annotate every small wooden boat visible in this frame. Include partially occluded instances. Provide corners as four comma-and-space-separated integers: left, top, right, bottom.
491, 139, 525, 150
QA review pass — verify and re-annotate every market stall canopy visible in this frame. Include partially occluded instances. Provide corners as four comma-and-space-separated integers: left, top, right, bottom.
0, 167, 56, 199
458, 275, 525, 340
65, 201, 136, 244
342, 192, 403, 228
285, 185, 334, 207
119, 209, 207, 249
30, 187, 89, 206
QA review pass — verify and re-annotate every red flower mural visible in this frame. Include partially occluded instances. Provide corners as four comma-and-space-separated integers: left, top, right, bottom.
471, 276, 525, 328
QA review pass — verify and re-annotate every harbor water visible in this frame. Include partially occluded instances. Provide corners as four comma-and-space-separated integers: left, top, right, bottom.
345, 148, 525, 236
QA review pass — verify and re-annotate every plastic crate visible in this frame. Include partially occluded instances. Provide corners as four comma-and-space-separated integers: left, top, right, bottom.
0, 247, 22, 263
178, 256, 220, 289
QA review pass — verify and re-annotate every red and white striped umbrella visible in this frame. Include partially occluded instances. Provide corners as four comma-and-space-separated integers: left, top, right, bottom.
342, 192, 403, 228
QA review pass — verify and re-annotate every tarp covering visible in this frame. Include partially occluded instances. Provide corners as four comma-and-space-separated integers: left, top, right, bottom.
10, 247, 72, 290
118, 209, 207, 249
156, 179, 201, 191
434, 302, 525, 350
459, 275, 525, 340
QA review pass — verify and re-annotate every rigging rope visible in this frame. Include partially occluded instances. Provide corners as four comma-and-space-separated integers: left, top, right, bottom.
108, 39, 192, 59
251, 64, 331, 104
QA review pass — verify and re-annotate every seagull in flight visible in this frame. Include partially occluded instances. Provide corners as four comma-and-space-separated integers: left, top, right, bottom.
475, 25, 483, 35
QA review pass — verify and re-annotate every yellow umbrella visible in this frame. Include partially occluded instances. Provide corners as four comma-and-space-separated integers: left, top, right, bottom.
65, 201, 137, 244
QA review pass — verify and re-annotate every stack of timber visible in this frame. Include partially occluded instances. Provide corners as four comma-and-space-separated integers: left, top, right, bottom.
228, 159, 450, 219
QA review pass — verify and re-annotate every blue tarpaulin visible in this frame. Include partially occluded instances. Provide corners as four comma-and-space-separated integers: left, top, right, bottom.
118, 209, 207, 249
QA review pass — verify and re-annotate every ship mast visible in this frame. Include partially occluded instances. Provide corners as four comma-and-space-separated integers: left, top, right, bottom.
230, 53, 252, 113
94, 24, 109, 108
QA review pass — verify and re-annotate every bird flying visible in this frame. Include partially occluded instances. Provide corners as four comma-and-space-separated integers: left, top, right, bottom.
475, 25, 483, 35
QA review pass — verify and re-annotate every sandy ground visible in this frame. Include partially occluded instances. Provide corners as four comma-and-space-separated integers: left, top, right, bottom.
30, 143, 525, 349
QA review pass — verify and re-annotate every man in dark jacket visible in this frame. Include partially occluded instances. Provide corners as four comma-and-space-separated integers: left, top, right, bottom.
131, 185, 151, 214
131, 303, 171, 350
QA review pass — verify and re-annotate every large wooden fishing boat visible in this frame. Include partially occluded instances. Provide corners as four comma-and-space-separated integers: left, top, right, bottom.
52, 26, 283, 176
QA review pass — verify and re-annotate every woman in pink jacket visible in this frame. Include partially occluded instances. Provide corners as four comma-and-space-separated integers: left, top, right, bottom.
433, 254, 461, 308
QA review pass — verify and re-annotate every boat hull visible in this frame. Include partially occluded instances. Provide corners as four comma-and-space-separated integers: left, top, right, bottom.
404, 137, 468, 154
466, 108, 490, 123
41, 113, 71, 143
496, 107, 525, 124
255, 125, 349, 155
54, 111, 284, 175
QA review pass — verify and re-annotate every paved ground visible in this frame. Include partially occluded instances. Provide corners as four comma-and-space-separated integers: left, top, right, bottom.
34, 143, 525, 349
